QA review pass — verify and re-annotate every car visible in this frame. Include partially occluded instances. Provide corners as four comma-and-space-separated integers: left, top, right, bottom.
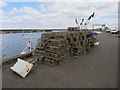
106, 29, 111, 33
118, 30, 120, 34
110, 29, 118, 34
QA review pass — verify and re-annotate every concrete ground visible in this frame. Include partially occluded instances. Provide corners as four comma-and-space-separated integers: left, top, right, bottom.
2, 32, 118, 88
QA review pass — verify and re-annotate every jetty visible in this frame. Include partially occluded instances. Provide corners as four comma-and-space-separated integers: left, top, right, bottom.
2, 28, 118, 88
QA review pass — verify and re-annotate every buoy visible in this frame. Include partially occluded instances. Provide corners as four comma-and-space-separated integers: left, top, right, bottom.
27, 41, 32, 52
21, 41, 32, 54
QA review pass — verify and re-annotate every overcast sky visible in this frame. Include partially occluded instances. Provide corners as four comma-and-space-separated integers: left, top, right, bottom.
0, 0, 119, 29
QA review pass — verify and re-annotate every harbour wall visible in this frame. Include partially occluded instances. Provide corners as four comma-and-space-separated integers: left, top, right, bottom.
0, 29, 53, 34
1, 51, 33, 68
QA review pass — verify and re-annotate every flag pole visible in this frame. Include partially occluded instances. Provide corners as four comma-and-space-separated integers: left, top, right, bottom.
85, 18, 88, 30
77, 24, 80, 29
86, 20, 89, 30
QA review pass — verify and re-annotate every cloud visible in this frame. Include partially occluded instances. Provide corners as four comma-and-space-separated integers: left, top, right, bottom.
0, 0, 7, 8
47, 2, 118, 17
84, 0, 119, 2
9, 8, 23, 15
1, 2, 118, 29
38, 0, 119, 2
88, 17, 118, 29
3, 0, 119, 2
0, 9, 6, 22
0, 0, 7, 24
39, 4, 45, 8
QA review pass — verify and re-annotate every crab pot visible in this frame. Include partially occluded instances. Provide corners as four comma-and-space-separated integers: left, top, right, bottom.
67, 27, 80, 31
44, 51, 63, 60
44, 58, 58, 67
33, 50, 45, 56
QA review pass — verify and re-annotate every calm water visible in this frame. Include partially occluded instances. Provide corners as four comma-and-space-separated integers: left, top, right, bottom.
1, 32, 42, 60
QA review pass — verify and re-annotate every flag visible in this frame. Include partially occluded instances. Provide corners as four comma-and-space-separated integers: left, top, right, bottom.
75, 19, 78, 24
91, 12, 95, 18
82, 18, 84, 22
87, 16, 91, 20
87, 12, 95, 20
80, 22, 82, 25
80, 18, 84, 26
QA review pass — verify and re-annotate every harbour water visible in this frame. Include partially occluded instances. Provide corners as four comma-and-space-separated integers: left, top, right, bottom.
1, 32, 42, 60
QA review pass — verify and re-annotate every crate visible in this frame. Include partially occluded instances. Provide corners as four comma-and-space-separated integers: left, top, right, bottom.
47, 39, 66, 46
41, 32, 55, 38
33, 50, 45, 56
67, 27, 80, 31
70, 47, 81, 56
44, 51, 63, 60
35, 43, 45, 51
44, 58, 60, 67
45, 46, 65, 54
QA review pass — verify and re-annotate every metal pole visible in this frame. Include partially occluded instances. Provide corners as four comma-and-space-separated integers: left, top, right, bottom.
93, 25, 94, 31
77, 24, 80, 30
